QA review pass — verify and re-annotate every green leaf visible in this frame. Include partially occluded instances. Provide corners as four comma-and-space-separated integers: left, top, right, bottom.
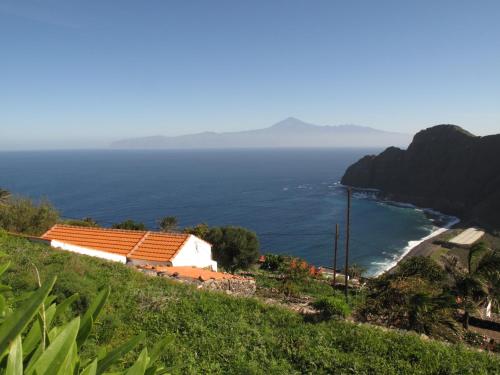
125, 348, 149, 375
148, 335, 173, 365
6, 335, 22, 375
80, 359, 97, 375
22, 303, 56, 358
77, 286, 110, 348
96, 333, 144, 374
0, 262, 11, 278
0, 276, 56, 355
29, 317, 80, 375
54, 293, 79, 320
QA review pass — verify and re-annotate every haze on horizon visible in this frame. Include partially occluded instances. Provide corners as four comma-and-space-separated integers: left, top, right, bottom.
1, 0, 499, 150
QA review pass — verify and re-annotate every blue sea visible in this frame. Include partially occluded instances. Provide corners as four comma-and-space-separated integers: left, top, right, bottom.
0, 149, 453, 276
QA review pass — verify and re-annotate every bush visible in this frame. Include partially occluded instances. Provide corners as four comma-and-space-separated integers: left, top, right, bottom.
64, 217, 100, 227
112, 219, 146, 230
395, 256, 446, 283
312, 296, 351, 320
261, 254, 285, 272
0, 196, 59, 235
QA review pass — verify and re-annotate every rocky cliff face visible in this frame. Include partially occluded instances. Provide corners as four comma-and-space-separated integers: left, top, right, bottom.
341, 125, 500, 230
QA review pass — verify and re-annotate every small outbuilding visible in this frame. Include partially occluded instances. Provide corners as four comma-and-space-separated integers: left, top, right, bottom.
42, 224, 217, 271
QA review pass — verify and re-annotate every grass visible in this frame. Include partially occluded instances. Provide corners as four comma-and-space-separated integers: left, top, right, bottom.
1, 230, 499, 374
430, 247, 449, 263
254, 271, 334, 299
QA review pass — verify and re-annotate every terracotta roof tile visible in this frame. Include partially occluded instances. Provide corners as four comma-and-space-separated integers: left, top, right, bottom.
42, 224, 189, 262
152, 266, 248, 281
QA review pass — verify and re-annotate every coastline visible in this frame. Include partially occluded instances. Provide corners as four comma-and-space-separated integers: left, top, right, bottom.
373, 206, 460, 276
339, 185, 461, 277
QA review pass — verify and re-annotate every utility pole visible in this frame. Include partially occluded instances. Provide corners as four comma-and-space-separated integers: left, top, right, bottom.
333, 223, 339, 288
344, 187, 352, 301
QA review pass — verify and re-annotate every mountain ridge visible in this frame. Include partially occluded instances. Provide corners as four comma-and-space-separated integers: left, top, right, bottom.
111, 117, 410, 149
341, 124, 500, 230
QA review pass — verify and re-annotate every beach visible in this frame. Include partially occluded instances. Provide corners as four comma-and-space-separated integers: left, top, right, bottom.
377, 209, 460, 275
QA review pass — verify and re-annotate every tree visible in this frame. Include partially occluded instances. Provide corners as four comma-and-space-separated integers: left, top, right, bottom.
205, 226, 260, 273
158, 216, 178, 232
446, 242, 500, 328
184, 222, 210, 238
0, 196, 59, 235
112, 219, 146, 230
407, 292, 457, 338
347, 263, 365, 279
0, 188, 10, 205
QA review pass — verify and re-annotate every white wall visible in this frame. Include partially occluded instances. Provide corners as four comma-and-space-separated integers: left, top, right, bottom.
171, 235, 217, 271
51, 240, 127, 264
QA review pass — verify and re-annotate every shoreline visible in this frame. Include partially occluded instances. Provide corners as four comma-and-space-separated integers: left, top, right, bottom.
374, 209, 460, 276
337, 185, 462, 277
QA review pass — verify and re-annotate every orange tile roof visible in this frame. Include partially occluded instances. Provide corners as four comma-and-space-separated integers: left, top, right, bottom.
152, 266, 248, 281
42, 224, 189, 262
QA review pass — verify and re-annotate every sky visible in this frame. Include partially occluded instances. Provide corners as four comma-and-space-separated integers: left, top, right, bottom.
0, 0, 499, 149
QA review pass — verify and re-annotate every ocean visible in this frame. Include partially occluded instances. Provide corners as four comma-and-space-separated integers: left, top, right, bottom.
0, 149, 455, 276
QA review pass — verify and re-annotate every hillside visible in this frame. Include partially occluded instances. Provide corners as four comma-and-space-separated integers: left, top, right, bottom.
1, 231, 498, 374
111, 117, 411, 149
341, 125, 500, 230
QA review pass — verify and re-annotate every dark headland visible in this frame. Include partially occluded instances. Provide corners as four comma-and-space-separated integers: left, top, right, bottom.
341, 124, 500, 231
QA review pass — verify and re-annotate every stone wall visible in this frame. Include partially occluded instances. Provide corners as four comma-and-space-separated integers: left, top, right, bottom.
201, 278, 256, 296
136, 267, 256, 296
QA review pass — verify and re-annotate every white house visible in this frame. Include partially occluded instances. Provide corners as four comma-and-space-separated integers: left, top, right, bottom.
42, 224, 217, 271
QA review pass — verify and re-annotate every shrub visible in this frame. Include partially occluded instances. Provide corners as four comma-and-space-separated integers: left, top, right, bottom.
312, 296, 351, 320
261, 254, 285, 272
0, 196, 59, 235
183, 223, 210, 238
395, 256, 446, 283
112, 219, 146, 230
64, 217, 100, 227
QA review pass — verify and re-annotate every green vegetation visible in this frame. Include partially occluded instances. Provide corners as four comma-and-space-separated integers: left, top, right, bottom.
0, 196, 59, 236
64, 217, 100, 228
111, 220, 147, 231
1, 232, 498, 374
0, 188, 11, 205
260, 254, 285, 272
254, 271, 335, 300
445, 241, 500, 329
195, 226, 260, 273
358, 257, 459, 341
360, 253, 500, 344
0, 261, 166, 374
312, 296, 351, 320
158, 216, 178, 232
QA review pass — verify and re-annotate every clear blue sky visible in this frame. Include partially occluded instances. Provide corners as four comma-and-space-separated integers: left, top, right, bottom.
1, 0, 499, 149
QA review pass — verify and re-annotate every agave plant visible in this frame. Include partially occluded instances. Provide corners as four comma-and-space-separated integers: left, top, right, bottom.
0, 262, 170, 374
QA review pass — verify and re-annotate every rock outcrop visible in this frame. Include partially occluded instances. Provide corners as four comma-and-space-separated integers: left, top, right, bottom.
341, 125, 500, 230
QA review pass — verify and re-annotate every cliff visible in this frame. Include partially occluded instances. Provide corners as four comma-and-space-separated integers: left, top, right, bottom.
341, 125, 500, 230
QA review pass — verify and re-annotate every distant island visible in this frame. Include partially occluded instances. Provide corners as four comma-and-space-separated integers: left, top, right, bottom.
111, 117, 411, 149
342, 124, 500, 231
